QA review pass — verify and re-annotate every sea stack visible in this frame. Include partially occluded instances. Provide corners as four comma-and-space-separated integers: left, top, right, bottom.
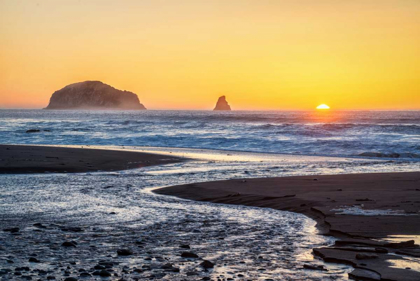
45, 81, 146, 110
213, 96, 231, 111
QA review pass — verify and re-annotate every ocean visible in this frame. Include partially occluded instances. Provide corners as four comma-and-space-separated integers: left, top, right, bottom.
1, 109, 419, 280
1, 109, 419, 159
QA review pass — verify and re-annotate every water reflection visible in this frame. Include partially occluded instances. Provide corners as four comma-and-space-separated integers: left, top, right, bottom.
1, 147, 419, 280
387, 257, 420, 272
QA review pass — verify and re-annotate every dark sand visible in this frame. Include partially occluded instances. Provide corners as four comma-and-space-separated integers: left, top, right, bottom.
2, 145, 419, 279
0, 144, 182, 173
156, 172, 420, 281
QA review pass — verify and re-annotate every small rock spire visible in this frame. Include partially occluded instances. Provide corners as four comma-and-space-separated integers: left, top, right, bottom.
213, 96, 231, 111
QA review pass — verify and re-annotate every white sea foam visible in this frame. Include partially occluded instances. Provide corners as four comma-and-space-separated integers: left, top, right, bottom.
0, 109, 419, 161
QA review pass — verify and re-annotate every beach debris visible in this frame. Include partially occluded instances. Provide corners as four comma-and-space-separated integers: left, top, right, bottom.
181, 252, 199, 258
200, 260, 215, 269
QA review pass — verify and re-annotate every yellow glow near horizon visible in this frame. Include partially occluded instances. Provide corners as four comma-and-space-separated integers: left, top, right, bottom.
316, 104, 330, 110
1, 0, 420, 110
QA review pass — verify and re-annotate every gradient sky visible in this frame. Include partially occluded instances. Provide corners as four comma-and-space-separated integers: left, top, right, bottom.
1, 0, 419, 110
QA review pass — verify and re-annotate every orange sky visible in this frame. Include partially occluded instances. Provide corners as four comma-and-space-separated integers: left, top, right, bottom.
1, 0, 419, 110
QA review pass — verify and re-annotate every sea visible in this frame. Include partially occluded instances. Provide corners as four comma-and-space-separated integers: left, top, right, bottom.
1, 109, 419, 159
0, 109, 419, 280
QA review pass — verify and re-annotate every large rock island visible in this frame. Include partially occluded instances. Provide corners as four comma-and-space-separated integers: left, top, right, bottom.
213, 96, 231, 111
45, 81, 146, 110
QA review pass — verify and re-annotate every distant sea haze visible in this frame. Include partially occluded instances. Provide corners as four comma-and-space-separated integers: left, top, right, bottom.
0, 109, 419, 160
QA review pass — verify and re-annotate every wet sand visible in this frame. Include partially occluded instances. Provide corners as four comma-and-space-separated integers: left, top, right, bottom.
156, 172, 420, 280
1, 145, 352, 280
1, 145, 419, 279
0, 144, 182, 173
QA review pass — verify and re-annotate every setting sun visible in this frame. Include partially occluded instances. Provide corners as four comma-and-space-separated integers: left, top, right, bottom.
1, 2, 420, 280
316, 104, 330, 110
1, 1, 420, 110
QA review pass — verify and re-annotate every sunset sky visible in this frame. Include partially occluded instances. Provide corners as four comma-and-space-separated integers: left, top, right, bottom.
1, 0, 419, 110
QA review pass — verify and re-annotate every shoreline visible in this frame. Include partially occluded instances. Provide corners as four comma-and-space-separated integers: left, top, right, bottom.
1, 144, 419, 279
155, 172, 420, 281
0, 144, 183, 174
1, 145, 353, 280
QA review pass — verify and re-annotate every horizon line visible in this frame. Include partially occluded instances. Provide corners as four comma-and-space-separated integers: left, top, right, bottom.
1, 107, 420, 112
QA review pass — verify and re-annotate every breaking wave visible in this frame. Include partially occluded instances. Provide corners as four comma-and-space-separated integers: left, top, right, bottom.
0, 109, 419, 160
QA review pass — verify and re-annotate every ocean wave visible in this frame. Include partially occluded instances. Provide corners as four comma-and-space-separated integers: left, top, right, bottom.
1, 109, 419, 160
358, 152, 420, 159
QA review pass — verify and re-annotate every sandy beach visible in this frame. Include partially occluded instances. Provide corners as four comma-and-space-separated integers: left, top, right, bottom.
2, 145, 355, 281
0, 144, 182, 173
156, 172, 420, 280
1, 145, 419, 280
